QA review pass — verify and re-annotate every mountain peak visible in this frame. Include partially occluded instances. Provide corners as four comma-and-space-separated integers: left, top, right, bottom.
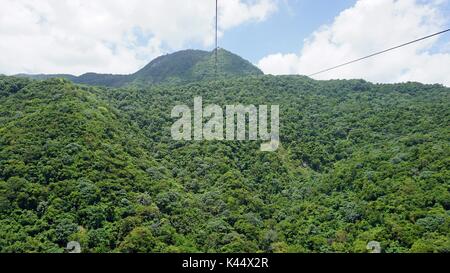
132, 48, 263, 85
15, 49, 263, 87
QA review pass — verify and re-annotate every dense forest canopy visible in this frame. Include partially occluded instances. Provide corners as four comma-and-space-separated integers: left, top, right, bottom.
15, 49, 263, 88
0, 50, 449, 253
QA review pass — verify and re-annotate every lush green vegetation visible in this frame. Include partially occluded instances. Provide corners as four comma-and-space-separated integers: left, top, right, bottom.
16, 49, 262, 88
1, 51, 449, 253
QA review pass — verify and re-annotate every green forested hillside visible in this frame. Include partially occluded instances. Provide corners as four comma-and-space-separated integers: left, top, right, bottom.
0, 74, 448, 253
16, 49, 263, 88
132, 49, 262, 85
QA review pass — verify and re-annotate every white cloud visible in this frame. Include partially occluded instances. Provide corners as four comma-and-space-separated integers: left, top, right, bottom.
258, 0, 450, 86
219, 0, 277, 29
0, 0, 277, 75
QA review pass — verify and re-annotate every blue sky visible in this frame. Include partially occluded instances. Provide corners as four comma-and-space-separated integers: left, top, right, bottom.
1, 0, 449, 85
251, 0, 450, 85
225, 0, 450, 63
218, 0, 359, 63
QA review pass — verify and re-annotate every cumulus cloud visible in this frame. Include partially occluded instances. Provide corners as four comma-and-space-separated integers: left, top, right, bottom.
258, 0, 450, 85
0, 0, 277, 75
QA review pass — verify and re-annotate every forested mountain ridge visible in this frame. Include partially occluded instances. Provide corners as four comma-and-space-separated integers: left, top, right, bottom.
15, 49, 263, 87
0, 73, 449, 253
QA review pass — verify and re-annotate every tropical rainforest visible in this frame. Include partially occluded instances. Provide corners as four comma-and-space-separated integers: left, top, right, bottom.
0, 49, 449, 253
